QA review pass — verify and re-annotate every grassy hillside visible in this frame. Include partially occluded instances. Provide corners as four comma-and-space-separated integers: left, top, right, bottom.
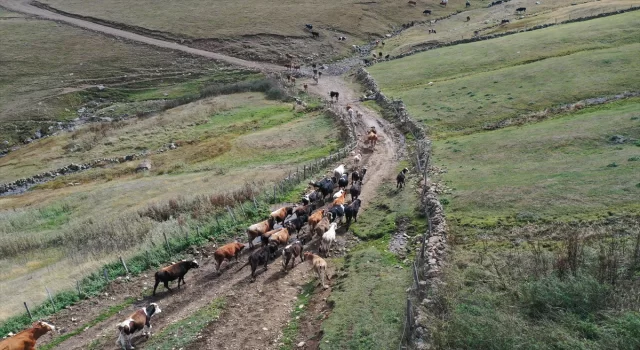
0, 92, 341, 320
0, 12, 249, 144
435, 98, 640, 227
370, 11, 640, 137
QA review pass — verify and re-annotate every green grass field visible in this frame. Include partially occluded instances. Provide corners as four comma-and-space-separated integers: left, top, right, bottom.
435, 98, 640, 227
370, 11, 640, 138
0, 12, 245, 144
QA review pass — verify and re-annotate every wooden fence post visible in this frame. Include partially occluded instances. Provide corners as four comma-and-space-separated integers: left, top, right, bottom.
163, 232, 171, 253
303, 165, 307, 180
226, 206, 237, 223
273, 185, 277, 203
215, 215, 221, 230
119, 256, 129, 275
196, 226, 200, 237
45, 287, 56, 312
76, 280, 81, 296
103, 268, 109, 282
24, 302, 32, 320
146, 251, 151, 266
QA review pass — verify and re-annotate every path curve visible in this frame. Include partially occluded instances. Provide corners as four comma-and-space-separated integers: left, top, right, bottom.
0, 2, 404, 348
0, 0, 283, 72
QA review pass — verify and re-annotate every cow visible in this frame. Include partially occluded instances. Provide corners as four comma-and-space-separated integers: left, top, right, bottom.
314, 216, 331, 237
327, 205, 345, 223
351, 170, 361, 184
286, 214, 308, 236
294, 204, 312, 218
116, 303, 161, 350
350, 180, 362, 201
305, 24, 313, 30
356, 110, 363, 119
332, 190, 347, 206
282, 241, 304, 271
333, 164, 345, 183
268, 227, 291, 254
213, 242, 245, 272
270, 206, 294, 224
501, 19, 510, 24
318, 71, 323, 79
408, 0, 417, 5
353, 153, 362, 164
385, 54, 390, 60
309, 178, 334, 201
466, 0, 470, 8
303, 83, 308, 92
466, 16, 471, 22
367, 131, 378, 148
360, 167, 368, 182
423, 9, 432, 14
308, 209, 326, 233
0, 321, 56, 350
304, 252, 331, 289
516, 7, 526, 13
344, 199, 361, 231
261, 227, 285, 247
396, 168, 409, 189
319, 223, 337, 256
238, 247, 270, 282
246, 218, 275, 248
153, 260, 199, 296
338, 174, 349, 190
311, 31, 320, 38
329, 91, 339, 101
302, 190, 322, 205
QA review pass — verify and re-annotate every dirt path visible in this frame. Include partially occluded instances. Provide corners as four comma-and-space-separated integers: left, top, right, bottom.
0, 1, 402, 348
0, 0, 282, 72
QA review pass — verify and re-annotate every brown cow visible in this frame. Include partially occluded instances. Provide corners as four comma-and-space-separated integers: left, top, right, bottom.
261, 227, 285, 246
313, 216, 331, 238
270, 206, 294, 224
367, 131, 378, 148
332, 190, 347, 207
116, 303, 161, 349
268, 227, 290, 250
153, 260, 199, 296
304, 252, 331, 289
282, 240, 304, 271
213, 242, 245, 272
246, 218, 275, 248
0, 321, 56, 350
303, 83, 308, 92
308, 209, 326, 232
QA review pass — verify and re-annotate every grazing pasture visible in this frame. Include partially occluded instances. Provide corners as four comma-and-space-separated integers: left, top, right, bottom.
435, 99, 640, 226
370, 11, 640, 137
0, 11, 240, 144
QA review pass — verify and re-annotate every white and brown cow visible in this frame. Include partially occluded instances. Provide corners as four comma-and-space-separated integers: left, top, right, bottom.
116, 303, 162, 350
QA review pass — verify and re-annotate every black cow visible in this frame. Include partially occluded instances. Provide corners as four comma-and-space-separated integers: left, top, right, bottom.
516, 7, 526, 13
385, 54, 390, 59
338, 173, 349, 190
238, 247, 271, 282
351, 170, 360, 184
466, 0, 470, 8
311, 31, 320, 38
350, 180, 362, 201
153, 260, 200, 295
344, 199, 361, 231
329, 91, 339, 101
360, 167, 368, 182
305, 24, 313, 30
286, 214, 308, 236
327, 205, 345, 223
501, 19, 510, 24
396, 168, 409, 189
309, 178, 334, 201
423, 9, 432, 14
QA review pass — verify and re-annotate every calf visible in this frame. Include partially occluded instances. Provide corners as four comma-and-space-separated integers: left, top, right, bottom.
423, 9, 432, 14
329, 91, 339, 101
311, 31, 320, 38
116, 303, 161, 350
344, 199, 361, 231
238, 247, 270, 281
270, 205, 294, 224
213, 242, 245, 272
408, 0, 417, 5
319, 222, 337, 256
396, 168, 409, 189
333, 164, 345, 182
308, 209, 326, 232
0, 321, 55, 350
350, 180, 362, 201
246, 218, 275, 248
314, 216, 331, 238
332, 190, 347, 206
304, 252, 331, 289
153, 260, 199, 296
338, 173, 349, 190
333, 189, 344, 199
282, 241, 304, 271
327, 205, 345, 224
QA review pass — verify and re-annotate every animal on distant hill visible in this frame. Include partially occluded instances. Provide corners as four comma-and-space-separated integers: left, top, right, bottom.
282, 241, 304, 271
304, 252, 331, 288
153, 260, 199, 296
423, 9, 432, 14
501, 19, 510, 24
516, 7, 526, 13
305, 24, 313, 30
0, 321, 56, 350
237, 247, 270, 281
466, 0, 470, 8
396, 168, 409, 189
344, 198, 361, 231
329, 91, 339, 101
214, 242, 245, 273
116, 303, 161, 350
408, 0, 417, 5
311, 31, 320, 38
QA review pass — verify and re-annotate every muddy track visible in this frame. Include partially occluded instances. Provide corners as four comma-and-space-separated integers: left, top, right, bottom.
0, 1, 402, 348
